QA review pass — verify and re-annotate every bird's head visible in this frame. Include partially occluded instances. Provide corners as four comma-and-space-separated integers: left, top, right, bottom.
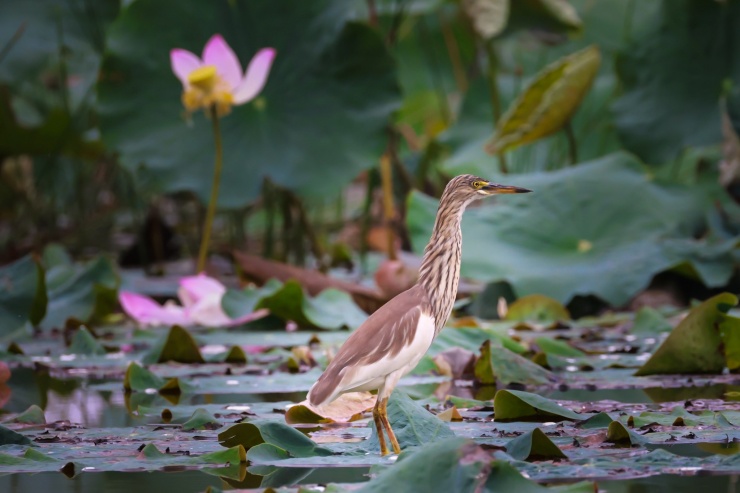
445, 174, 532, 204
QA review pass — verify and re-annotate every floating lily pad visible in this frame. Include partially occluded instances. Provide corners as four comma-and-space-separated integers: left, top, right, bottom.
182, 408, 222, 431
474, 340, 558, 387
223, 279, 367, 330
631, 307, 674, 334
68, 326, 106, 356
357, 438, 491, 492
534, 337, 585, 358
493, 389, 582, 422
4, 405, 46, 425
0, 425, 31, 446
366, 391, 455, 452
219, 420, 331, 459
605, 420, 645, 448
635, 293, 736, 375
143, 325, 205, 364
123, 362, 191, 395
505, 427, 567, 461
505, 294, 571, 323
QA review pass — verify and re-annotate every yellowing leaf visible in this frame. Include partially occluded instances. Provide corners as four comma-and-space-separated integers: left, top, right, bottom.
462, 0, 510, 39
485, 45, 601, 154
285, 392, 376, 424
635, 293, 737, 376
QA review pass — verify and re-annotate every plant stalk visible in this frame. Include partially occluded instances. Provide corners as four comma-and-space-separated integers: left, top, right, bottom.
379, 153, 397, 261
483, 39, 508, 174
196, 104, 224, 272
564, 120, 578, 165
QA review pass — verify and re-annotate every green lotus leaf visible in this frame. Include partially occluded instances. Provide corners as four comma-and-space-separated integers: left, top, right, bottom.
358, 438, 490, 492
39, 250, 119, 331
0, 425, 32, 446
0, 255, 46, 338
636, 293, 737, 375
218, 419, 332, 458
505, 427, 567, 461
631, 306, 674, 334
493, 389, 582, 421
474, 340, 558, 386
612, 0, 740, 163
407, 153, 736, 305
365, 391, 455, 452
143, 325, 205, 365
182, 408, 222, 431
68, 327, 106, 356
505, 294, 571, 323
224, 279, 367, 330
486, 45, 600, 154
97, 0, 400, 207
605, 420, 646, 448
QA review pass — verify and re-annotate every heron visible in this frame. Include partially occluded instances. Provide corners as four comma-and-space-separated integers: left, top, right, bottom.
307, 174, 531, 455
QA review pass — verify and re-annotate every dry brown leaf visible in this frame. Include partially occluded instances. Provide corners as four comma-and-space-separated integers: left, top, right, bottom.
285, 392, 376, 424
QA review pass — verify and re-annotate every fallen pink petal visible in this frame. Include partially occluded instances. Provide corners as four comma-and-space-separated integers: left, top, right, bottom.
118, 275, 268, 328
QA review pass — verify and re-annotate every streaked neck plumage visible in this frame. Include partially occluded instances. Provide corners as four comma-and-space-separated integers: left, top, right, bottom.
418, 187, 472, 336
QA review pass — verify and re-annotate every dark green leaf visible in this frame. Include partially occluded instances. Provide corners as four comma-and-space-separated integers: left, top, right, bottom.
505, 428, 567, 461
218, 420, 332, 458
474, 340, 558, 387
0, 424, 32, 446
635, 293, 735, 375
182, 408, 222, 431
0, 255, 46, 336
612, 0, 740, 163
358, 438, 490, 493
631, 307, 674, 334
98, 0, 400, 207
143, 325, 205, 364
68, 326, 106, 356
408, 153, 735, 305
366, 391, 455, 452
493, 389, 582, 422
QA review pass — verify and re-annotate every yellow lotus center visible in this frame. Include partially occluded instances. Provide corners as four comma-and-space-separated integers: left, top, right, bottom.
187, 65, 218, 91
181, 65, 234, 116
577, 239, 593, 253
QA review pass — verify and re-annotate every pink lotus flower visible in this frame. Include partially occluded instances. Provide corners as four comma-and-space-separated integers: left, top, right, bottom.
170, 34, 276, 115
119, 274, 268, 328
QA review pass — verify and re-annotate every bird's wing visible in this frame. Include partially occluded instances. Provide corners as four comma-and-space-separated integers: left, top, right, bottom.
308, 285, 433, 406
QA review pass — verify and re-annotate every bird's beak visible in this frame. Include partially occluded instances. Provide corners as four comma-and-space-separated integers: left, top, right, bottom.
483, 182, 532, 194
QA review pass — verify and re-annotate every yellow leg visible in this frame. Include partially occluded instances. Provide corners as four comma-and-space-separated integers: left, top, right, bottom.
372, 399, 389, 456
379, 397, 401, 455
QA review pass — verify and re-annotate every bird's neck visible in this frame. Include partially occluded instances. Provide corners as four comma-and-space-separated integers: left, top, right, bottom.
418, 193, 467, 334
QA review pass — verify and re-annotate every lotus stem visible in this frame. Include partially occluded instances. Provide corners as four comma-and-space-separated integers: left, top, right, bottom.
483, 40, 508, 174
380, 153, 398, 261
196, 104, 224, 272
564, 121, 578, 165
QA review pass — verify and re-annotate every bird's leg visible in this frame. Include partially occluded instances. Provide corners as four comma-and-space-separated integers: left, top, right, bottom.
372, 399, 389, 456
379, 397, 401, 455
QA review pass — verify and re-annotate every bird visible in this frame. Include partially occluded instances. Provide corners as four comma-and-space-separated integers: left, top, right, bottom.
307, 174, 531, 455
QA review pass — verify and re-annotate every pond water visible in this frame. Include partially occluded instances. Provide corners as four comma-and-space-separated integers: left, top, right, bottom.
3, 367, 740, 492
0, 470, 737, 492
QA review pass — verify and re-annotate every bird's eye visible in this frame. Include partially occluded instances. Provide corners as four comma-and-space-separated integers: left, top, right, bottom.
472, 181, 483, 189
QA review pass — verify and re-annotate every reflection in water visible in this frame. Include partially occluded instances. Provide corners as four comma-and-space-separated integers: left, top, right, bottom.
599, 474, 738, 493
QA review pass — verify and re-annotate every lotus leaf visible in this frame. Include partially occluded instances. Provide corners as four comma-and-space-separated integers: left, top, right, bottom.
98, 0, 400, 207
408, 153, 736, 305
